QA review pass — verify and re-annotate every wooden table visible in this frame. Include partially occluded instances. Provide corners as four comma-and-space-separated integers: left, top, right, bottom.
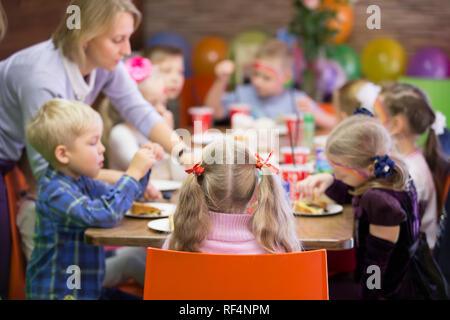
84, 201, 354, 251
85, 125, 354, 251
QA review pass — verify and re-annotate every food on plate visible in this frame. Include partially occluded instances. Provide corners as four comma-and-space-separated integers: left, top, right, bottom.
294, 200, 328, 215
131, 202, 161, 216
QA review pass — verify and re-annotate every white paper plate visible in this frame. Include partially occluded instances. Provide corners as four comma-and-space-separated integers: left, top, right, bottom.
192, 132, 224, 145
151, 179, 182, 191
147, 218, 171, 233
126, 202, 176, 219
294, 203, 343, 217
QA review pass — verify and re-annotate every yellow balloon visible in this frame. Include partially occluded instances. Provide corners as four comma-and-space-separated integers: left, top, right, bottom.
362, 38, 407, 82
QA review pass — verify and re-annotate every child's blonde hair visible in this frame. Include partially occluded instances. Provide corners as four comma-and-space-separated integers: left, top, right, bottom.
332, 79, 369, 117
169, 139, 301, 253
52, 0, 141, 64
326, 115, 408, 196
254, 39, 293, 71
380, 83, 448, 214
27, 99, 102, 164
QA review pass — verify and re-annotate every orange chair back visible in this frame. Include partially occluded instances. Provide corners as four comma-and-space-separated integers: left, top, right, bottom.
4, 166, 28, 300
143, 248, 328, 300
178, 75, 215, 128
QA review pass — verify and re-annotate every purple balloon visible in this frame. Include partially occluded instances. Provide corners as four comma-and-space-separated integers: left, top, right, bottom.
407, 47, 448, 79
316, 60, 347, 96
448, 58, 450, 77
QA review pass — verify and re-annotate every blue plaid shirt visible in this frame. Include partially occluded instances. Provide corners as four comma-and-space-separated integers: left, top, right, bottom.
25, 166, 149, 300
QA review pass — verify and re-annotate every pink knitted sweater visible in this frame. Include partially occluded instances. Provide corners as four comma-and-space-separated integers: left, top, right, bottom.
162, 211, 283, 254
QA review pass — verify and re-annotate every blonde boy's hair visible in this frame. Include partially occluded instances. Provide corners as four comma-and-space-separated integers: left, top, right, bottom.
142, 45, 184, 65
0, 0, 7, 41
326, 115, 408, 195
27, 99, 102, 164
254, 39, 293, 70
332, 79, 368, 116
52, 0, 141, 64
169, 139, 301, 253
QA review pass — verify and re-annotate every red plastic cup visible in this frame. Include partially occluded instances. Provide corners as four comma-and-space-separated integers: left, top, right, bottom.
285, 114, 303, 146
230, 104, 251, 125
189, 107, 213, 133
280, 164, 311, 202
281, 146, 310, 165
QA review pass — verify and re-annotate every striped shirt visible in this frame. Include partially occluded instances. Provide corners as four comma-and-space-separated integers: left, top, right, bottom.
25, 166, 149, 300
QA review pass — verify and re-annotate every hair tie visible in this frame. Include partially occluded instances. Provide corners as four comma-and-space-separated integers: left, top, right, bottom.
185, 162, 204, 176
124, 56, 153, 83
371, 155, 395, 179
431, 110, 446, 136
255, 152, 279, 175
356, 82, 381, 112
354, 107, 374, 117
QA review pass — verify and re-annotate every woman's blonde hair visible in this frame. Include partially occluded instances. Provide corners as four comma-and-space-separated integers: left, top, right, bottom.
169, 139, 301, 253
52, 0, 141, 64
0, 0, 7, 41
326, 115, 409, 195
26, 99, 102, 164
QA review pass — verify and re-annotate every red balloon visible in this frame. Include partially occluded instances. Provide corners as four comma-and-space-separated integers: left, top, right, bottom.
192, 37, 228, 76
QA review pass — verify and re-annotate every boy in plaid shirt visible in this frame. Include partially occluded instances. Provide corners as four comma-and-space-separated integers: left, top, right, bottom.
25, 99, 162, 300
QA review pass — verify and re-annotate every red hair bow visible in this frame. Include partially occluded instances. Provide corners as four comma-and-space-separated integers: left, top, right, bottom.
255, 152, 279, 175
185, 162, 205, 176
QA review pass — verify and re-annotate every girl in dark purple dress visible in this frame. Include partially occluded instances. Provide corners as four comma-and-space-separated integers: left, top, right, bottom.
299, 115, 421, 299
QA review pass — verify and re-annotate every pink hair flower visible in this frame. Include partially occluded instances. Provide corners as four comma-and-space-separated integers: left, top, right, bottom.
124, 56, 153, 83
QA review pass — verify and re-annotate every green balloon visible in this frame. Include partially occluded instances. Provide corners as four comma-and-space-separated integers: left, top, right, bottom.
326, 44, 361, 80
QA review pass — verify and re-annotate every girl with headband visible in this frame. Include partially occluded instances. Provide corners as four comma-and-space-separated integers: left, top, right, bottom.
298, 115, 423, 299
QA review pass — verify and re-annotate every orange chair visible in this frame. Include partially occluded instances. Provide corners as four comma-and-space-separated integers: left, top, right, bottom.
4, 166, 28, 300
143, 248, 328, 300
178, 75, 215, 128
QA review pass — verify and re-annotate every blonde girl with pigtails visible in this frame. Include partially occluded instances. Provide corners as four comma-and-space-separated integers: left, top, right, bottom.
298, 115, 425, 300
163, 139, 301, 254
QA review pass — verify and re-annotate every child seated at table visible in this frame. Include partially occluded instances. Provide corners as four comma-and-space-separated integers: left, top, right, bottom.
376, 83, 448, 249
163, 138, 301, 254
25, 99, 161, 300
142, 45, 185, 129
298, 115, 423, 299
205, 38, 336, 129
332, 79, 380, 122
100, 54, 185, 185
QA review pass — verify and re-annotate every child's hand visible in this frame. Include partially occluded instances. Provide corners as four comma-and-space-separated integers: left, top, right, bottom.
143, 181, 163, 200
215, 60, 235, 80
297, 173, 334, 200
142, 142, 165, 162
296, 96, 316, 114
126, 146, 157, 181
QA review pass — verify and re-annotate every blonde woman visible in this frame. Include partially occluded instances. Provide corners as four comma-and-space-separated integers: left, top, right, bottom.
0, 0, 191, 299
298, 115, 424, 299
163, 139, 301, 254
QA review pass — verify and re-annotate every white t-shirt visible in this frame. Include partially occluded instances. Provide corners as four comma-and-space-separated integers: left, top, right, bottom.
107, 123, 186, 181
404, 150, 438, 249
